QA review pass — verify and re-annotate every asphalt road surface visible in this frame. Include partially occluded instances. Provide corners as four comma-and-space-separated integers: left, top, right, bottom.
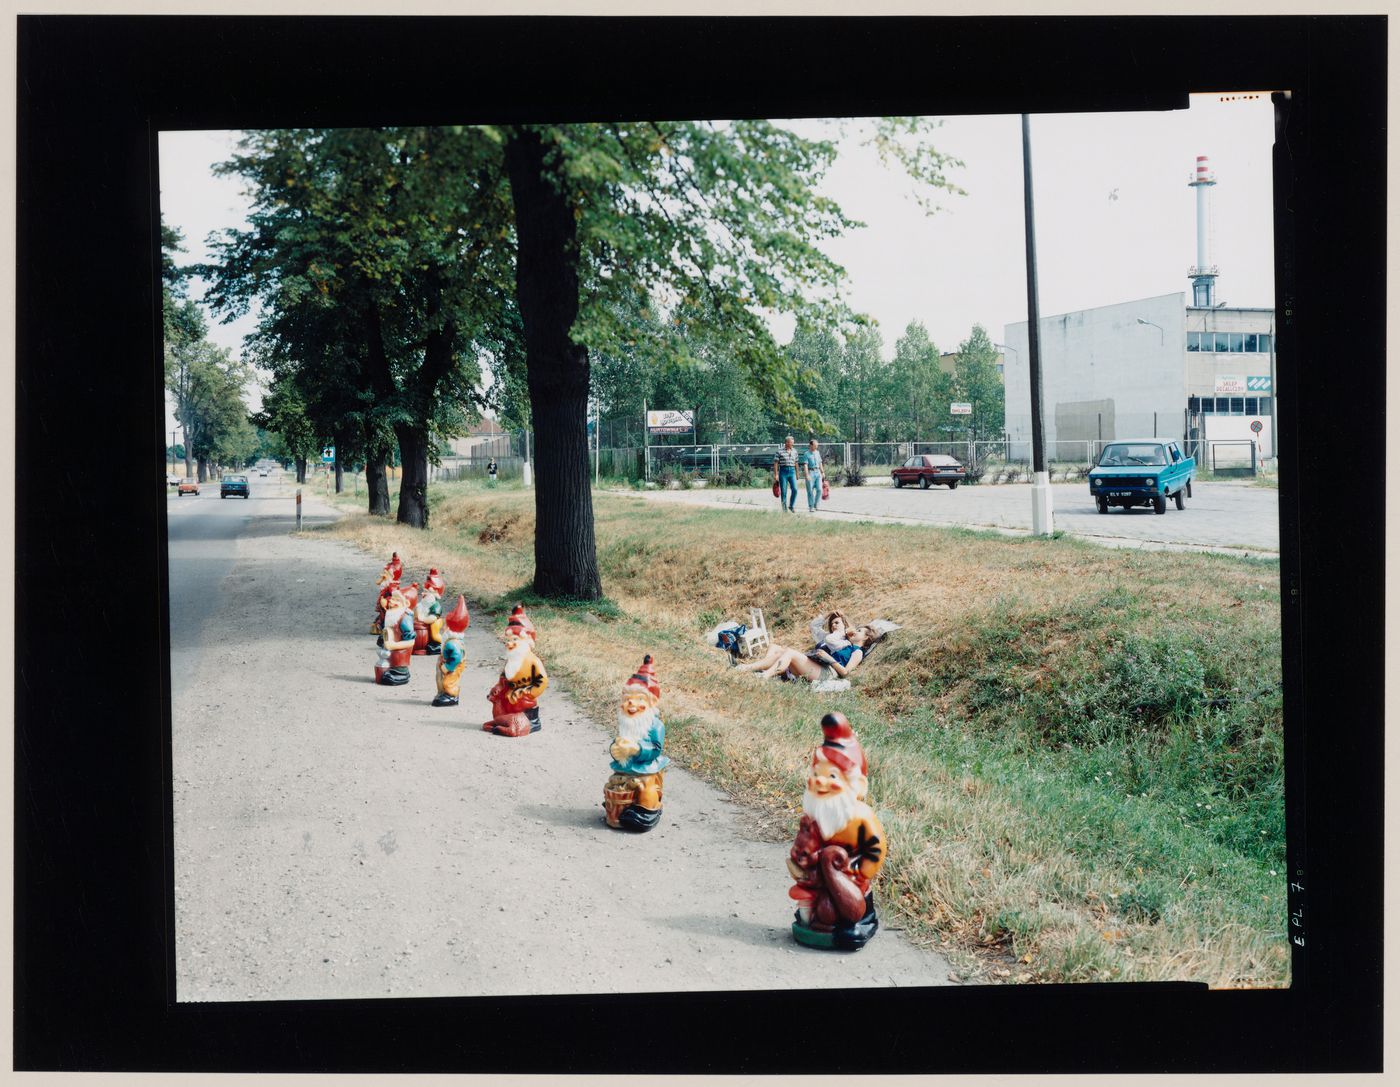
637, 478, 1279, 555
168, 481, 952, 1001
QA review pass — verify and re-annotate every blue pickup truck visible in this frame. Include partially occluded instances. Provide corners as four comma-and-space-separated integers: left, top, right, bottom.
1088, 439, 1195, 515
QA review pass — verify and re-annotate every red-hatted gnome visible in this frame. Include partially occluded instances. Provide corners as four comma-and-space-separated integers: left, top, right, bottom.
603, 655, 669, 832
371, 554, 404, 635
432, 595, 472, 707
482, 606, 548, 736
374, 583, 415, 686
506, 602, 536, 645
786, 711, 886, 950
412, 573, 444, 655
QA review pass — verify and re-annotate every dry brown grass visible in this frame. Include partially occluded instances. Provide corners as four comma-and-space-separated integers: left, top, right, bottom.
314, 483, 1289, 987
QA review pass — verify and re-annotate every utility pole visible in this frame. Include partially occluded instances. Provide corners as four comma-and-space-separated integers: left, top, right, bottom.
1021, 113, 1053, 536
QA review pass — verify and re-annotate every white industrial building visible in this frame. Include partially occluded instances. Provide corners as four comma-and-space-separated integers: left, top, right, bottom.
1001, 155, 1276, 468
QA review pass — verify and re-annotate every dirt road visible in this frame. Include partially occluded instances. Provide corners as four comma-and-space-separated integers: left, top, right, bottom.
171, 493, 953, 1000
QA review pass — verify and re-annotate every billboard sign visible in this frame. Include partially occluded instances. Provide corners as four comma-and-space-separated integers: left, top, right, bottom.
950, 402, 973, 415
1214, 375, 1246, 395
647, 409, 694, 434
1246, 375, 1271, 391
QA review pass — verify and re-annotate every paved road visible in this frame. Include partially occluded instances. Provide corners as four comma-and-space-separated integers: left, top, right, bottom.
635, 478, 1279, 555
168, 489, 952, 1001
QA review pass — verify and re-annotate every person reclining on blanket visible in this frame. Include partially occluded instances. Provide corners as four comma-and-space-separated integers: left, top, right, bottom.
734, 622, 880, 682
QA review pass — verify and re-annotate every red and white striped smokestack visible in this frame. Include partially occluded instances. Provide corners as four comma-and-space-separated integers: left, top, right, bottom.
1187, 153, 1218, 303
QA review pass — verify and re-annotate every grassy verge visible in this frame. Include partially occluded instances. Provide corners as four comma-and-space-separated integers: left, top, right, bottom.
317, 479, 1288, 987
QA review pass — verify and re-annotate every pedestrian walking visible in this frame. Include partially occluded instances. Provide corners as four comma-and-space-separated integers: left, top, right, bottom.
800, 438, 824, 511
487, 458, 498, 487
773, 435, 798, 512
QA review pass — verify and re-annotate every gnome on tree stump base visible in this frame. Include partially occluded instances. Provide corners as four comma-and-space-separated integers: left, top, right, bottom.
431, 595, 471, 707
786, 712, 886, 950
483, 605, 548, 736
374, 584, 415, 686
603, 654, 669, 832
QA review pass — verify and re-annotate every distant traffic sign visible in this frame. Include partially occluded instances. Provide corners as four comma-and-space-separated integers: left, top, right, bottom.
1250, 420, 1263, 434
321, 446, 335, 463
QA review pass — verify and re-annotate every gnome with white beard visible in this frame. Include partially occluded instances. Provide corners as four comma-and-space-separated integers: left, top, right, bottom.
785, 711, 886, 950
482, 606, 548, 737
603, 655, 670, 832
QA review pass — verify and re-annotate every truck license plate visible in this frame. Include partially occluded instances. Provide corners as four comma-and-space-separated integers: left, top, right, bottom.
1111, 491, 1133, 497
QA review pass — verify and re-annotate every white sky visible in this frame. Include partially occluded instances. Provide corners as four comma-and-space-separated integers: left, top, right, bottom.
159, 93, 1276, 436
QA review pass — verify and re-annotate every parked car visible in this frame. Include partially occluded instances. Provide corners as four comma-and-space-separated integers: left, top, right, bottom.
220, 474, 250, 499
672, 445, 782, 470
166, 473, 182, 486
177, 477, 200, 496
1088, 439, 1195, 514
891, 454, 967, 490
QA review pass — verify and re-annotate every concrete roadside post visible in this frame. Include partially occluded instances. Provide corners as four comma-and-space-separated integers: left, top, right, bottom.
295, 488, 302, 530
1020, 113, 1054, 537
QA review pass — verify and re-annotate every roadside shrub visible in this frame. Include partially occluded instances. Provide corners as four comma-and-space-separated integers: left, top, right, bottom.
841, 463, 867, 486
1001, 466, 1022, 484
964, 462, 986, 485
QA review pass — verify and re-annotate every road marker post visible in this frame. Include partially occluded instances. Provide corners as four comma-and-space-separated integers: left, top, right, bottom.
296, 488, 302, 530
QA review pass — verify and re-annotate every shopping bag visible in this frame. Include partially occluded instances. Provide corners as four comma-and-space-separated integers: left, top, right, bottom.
821, 477, 830, 501
772, 480, 781, 499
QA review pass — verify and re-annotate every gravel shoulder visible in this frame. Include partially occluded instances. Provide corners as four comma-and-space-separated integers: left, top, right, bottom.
171, 496, 952, 1000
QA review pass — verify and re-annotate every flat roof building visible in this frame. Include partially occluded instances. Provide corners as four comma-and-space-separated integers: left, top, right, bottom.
1002, 291, 1275, 462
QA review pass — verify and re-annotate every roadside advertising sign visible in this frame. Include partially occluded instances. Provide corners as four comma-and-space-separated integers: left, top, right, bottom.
1246, 376, 1271, 391
647, 409, 694, 434
950, 402, 973, 415
1214, 376, 1246, 395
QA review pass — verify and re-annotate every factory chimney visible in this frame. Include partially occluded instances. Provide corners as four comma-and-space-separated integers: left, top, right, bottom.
1187, 154, 1218, 307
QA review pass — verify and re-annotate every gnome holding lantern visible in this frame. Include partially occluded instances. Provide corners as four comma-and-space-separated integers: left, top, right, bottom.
412, 576, 444, 655
374, 584, 416, 686
431, 595, 472, 707
482, 606, 548, 736
786, 712, 886, 950
603, 655, 670, 832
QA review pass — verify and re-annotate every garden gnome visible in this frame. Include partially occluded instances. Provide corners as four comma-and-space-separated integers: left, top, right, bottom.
413, 578, 443, 655
371, 561, 401, 635
482, 607, 548, 736
425, 567, 445, 598
603, 655, 669, 832
507, 602, 537, 644
432, 595, 472, 707
786, 712, 885, 950
374, 585, 415, 686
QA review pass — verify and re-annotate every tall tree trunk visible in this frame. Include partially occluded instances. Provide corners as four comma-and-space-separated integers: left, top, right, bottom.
394, 425, 430, 528
295, 456, 307, 484
334, 446, 344, 494
505, 127, 602, 601
365, 454, 390, 516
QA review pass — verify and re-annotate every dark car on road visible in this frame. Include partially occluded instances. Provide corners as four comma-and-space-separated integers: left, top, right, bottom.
892, 454, 967, 490
220, 474, 250, 499
1088, 439, 1195, 514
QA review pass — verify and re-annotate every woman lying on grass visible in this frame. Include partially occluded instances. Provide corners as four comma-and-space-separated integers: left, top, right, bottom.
735, 623, 880, 683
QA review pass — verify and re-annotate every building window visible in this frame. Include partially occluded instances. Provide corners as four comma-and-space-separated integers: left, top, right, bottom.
1228, 332, 1245, 352
1201, 397, 1215, 414
1245, 397, 1259, 415
1187, 332, 1202, 351
1259, 396, 1272, 415
1244, 333, 1258, 352
1258, 333, 1271, 354
1230, 397, 1244, 414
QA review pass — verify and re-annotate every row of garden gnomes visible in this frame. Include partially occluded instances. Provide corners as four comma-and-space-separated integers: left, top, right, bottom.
482, 605, 548, 736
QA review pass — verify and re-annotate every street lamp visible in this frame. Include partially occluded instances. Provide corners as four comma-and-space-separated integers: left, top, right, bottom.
1136, 317, 1164, 345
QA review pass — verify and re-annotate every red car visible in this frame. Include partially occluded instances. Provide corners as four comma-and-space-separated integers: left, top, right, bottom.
892, 454, 966, 490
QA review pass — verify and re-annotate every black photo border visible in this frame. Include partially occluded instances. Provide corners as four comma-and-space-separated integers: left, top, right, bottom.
15, 12, 1385, 1074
